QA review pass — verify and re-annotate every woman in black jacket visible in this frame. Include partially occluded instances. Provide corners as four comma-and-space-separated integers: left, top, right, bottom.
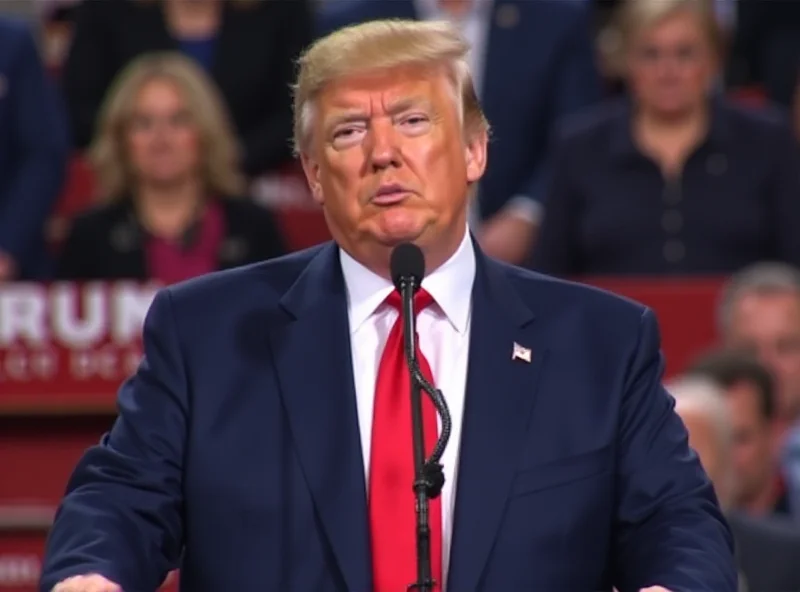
57, 52, 286, 284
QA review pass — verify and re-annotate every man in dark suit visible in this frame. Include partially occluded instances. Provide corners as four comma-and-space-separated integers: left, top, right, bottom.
0, 16, 68, 280
41, 19, 734, 592
669, 376, 800, 592
316, 0, 601, 265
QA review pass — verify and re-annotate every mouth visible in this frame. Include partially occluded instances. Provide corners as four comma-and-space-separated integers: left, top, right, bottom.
371, 184, 413, 206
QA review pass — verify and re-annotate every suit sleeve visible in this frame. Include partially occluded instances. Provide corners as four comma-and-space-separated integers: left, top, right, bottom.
613, 308, 737, 592
500, 3, 601, 222
40, 289, 187, 592
0, 23, 68, 263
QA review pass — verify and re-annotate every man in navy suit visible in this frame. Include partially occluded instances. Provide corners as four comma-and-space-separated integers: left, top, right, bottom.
41, 19, 735, 592
0, 17, 68, 280
316, 0, 601, 265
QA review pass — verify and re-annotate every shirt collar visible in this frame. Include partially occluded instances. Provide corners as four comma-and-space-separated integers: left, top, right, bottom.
339, 228, 476, 335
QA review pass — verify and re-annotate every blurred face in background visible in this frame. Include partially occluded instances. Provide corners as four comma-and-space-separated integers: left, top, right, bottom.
724, 380, 777, 507
726, 291, 800, 422
626, 9, 717, 118
302, 64, 486, 274
126, 77, 202, 189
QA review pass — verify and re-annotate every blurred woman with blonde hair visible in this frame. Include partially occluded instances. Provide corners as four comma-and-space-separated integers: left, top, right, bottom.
534, 0, 800, 276
61, 0, 312, 176
57, 52, 285, 283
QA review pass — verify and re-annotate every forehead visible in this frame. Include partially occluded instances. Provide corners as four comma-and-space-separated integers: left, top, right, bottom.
636, 11, 705, 44
316, 65, 453, 116
735, 291, 800, 317
135, 78, 184, 105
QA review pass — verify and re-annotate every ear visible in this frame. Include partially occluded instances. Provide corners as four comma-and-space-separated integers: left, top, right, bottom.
300, 152, 324, 205
464, 128, 488, 184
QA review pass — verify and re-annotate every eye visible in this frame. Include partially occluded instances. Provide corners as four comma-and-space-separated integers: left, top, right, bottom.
399, 114, 431, 134
331, 125, 366, 149
402, 114, 429, 125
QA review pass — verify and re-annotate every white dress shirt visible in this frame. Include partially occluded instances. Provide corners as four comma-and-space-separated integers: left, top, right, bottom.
339, 229, 475, 589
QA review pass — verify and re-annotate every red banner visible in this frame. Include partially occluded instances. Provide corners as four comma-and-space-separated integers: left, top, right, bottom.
0, 282, 160, 414
0, 278, 725, 414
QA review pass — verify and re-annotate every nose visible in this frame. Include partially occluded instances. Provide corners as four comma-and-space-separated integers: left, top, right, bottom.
365, 119, 401, 171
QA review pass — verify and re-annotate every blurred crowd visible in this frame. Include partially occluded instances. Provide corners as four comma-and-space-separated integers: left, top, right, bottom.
3, 0, 800, 589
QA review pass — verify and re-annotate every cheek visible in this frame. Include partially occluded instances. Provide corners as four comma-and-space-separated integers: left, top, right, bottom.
685, 66, 711, 90
126, 132, 149, 167
320, 156, 363, 211
177, 129, 201, 160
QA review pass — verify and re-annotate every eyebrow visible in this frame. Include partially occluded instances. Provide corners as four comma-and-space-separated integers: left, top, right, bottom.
325, 96, 434, 131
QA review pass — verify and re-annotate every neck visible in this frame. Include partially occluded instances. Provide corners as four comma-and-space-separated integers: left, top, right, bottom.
635, 103, 710, 144
349, 224, 467, 282
633, 103, 709, 173
135, 178, 205, 240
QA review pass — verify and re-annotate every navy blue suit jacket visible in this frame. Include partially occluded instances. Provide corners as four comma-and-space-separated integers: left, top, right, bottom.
41, 242, 736, 591
0, 17, 68, 279
315, 0, 601, 220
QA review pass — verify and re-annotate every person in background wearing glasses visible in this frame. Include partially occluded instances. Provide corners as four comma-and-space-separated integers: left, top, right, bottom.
533, 0, 800, 277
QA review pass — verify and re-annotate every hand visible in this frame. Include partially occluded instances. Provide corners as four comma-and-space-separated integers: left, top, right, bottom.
0, 250, 17, 282
52, 574, 122, 591
476, 211, 537, 265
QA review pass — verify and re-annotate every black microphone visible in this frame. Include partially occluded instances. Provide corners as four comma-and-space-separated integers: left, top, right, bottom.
389, 243, 453, 592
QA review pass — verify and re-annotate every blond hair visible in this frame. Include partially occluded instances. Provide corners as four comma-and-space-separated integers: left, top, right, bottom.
292, 19, 489, 156
89, 51, 244, 200
618, 0, 722, 52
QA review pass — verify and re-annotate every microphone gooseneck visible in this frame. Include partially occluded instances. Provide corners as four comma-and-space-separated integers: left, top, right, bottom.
389, 243, 453, 592
389, 243, 453, 479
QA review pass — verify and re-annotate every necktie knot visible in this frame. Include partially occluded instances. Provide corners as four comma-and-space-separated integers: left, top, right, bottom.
385, 288, 434, 315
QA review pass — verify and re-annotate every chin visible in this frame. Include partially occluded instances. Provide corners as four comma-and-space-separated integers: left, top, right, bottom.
373, 211, 429, 245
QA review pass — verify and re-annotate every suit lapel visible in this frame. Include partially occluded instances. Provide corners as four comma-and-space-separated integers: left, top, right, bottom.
447, 248, 549, 591
266, 243, 371, 592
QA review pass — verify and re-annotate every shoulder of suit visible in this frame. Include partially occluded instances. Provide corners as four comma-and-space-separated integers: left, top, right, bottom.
551, 99, 628, 151
0, 16, 34, 51
717, 99, 795, 142
164, 242, 329, 307
68, 200, 128, 231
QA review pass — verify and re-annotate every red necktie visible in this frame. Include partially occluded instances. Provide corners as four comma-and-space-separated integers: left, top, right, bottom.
369, 288, 443, 592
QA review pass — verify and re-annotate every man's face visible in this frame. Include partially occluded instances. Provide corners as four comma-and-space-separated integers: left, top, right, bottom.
724, 380, 777, 506
726, 292, 800, 420
301, 64, 487, 275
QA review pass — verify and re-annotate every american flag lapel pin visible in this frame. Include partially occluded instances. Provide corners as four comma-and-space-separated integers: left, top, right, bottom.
511, 342, 532, 363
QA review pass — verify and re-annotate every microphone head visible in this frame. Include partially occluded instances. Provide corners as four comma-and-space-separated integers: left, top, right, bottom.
390, 242, 425, 292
